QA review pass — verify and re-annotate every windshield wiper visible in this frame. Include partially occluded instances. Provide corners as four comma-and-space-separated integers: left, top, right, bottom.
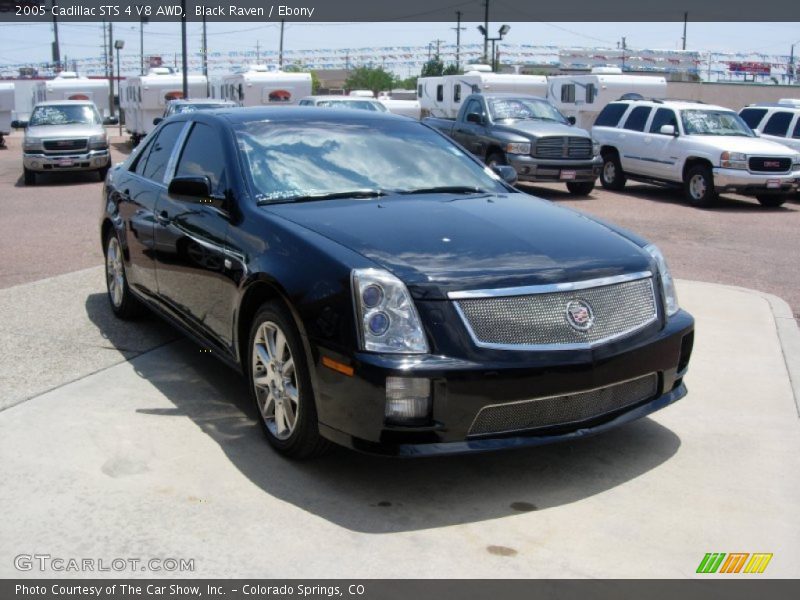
398, 186, 491, 195
257, 189, 391, 205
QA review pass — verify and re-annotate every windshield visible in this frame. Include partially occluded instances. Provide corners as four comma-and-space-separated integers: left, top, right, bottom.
680, 109, 754, 136
488, 97, 567, 123
315, 99, 388, 112
235, 118, 507, 203
29, 104, 101, 126
171, 103, 231, 115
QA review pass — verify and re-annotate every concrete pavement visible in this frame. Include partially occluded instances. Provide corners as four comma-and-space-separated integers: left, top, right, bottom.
0, 271, 798, 578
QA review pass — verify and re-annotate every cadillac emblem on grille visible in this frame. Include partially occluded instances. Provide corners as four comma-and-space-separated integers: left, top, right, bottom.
565, 299, 594, 331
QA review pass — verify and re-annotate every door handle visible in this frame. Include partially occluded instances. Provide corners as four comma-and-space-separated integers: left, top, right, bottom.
156, 210, 171, 225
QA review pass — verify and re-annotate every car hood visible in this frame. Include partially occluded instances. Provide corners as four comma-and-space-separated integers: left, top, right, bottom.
26, 124, 105, 139
265, 193, 652, 299
688, 134, 798, 156
493, 120, 591, 139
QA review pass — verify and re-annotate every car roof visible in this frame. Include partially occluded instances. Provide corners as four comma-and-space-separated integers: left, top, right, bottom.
181, 106, 405, 125
474, 93, 548, 101
301, 96, 380, 102
34, 99, 96, 107
613, 98, 731, 112
168, 98, 235, 105
743, 103, 800, 111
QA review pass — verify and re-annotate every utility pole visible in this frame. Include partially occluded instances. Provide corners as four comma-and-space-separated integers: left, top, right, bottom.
108, 22, 115, 117
483, 0, 490, 64
202, 13, 208, 92
682, 12, 688, 50
433, 38, 445, 60
140, 16, 147, 75
618, 36, 627, 71
180, 0, 188, 98
279, 19, 285, 69
256, 40, 261, 63
51, 0, 61, 71
452, 10, 465, 70
790, 44, 796, 85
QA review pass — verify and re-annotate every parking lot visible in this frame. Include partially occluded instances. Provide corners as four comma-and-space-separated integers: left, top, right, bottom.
0, 129, 799, 578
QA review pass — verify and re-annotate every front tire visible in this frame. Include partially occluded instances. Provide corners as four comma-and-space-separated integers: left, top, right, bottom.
566, 181, 595, 196
98, 166, 110, 182
600, 152, 626, 191
248, 302, 332, 459
684, 164, 717, 207
104, 230, 143, 319
23, 168, 36, 186
755, 194, 786, 208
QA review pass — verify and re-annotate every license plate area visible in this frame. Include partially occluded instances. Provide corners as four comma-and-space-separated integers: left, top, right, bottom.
766, 179, 781, 189
560, 170, 577, 180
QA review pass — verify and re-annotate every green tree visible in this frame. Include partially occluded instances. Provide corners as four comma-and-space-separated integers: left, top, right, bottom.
443, 64, 461, 75
345, 66, 396, 95
397, 76, 418, 90
421, 58, 444, 77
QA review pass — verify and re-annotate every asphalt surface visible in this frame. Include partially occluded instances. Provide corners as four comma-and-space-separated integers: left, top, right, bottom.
1, 129, 798, 322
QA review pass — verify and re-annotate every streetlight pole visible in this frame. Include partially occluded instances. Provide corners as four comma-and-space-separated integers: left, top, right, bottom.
452, 10, 465, 71
790, 43, 797, 85
114, 39, 124, 136
180, 0, 188, 98
279, 19, 285, 69
202, 13, 208, 94
479, 25, 509, 72
482, 0, 489, 64
108, 22, 115, 118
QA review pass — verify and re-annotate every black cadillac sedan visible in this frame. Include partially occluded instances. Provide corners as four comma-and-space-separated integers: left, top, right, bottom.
100, 107, 694, 458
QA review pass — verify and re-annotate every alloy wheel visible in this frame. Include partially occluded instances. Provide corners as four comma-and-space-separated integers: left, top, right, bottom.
252, 321, 299, 440
106, 236, 125, 308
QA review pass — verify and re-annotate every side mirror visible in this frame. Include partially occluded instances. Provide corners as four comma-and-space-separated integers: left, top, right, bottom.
168, 176, 212, 200
12, 120, 28, 129
659, 124, 678, 136
752, 128, 760, 137
104, 116, 119, 125
153, 117, 163, 126
466, 112, 484, 125
492, 165, 518, 186
567, 116, 576, 125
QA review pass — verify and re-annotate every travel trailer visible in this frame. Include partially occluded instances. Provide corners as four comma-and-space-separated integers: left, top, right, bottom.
32, 72, 110, 118
418, 65, 548, 118
211, 65, 312, 107
0, 82, 13, 147
547, 67, 667, 130
377, 89, 421, 119
120, 68, 208, 144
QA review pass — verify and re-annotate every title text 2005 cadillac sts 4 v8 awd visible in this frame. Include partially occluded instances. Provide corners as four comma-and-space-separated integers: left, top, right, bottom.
100, 108, 694, 458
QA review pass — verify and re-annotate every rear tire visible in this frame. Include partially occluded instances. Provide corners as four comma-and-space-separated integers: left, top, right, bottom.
23, 168, 36, 186
755, 194, 786, 208
566, 181, 595, 196
600, 152, 626, 191
104, 230, 144, 320
683, 164, 717, 207
248, 302, 333, 459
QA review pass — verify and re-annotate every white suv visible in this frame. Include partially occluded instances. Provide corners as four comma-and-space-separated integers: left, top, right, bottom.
739, 101, 800, 153
592, 99, 800, 207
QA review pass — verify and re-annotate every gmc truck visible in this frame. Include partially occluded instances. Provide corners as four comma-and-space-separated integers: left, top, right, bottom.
424, 93, 602, 196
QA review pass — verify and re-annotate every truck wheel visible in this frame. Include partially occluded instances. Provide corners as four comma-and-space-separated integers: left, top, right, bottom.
248, 302, 333, 459
755, 194, 786, 208
98, 166, 110, 182
486, 151, 508, 168
566, 181, 595, 196
600, 153, 626, 190
683, 165, 717, 207
23, 168, 36, 186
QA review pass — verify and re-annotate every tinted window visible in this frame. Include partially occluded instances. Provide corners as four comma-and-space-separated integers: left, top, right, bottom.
417, 84, 423, 98
763, 111, 793, 137
454, 84, 461, 103
623, 106, 652, 132
561, 84, 575, 103
595, 103, 628, 127
793, 118, 800, 139
175, 123, 225, 194
739, 108, 767, 129
436, 85, 443, 102
142, 122, 184, 183
585, 83, 596, 104
131, 138, 155, 176
649, 108, 678, 134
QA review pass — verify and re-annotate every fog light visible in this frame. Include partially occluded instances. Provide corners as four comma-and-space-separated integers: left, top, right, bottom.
31, 161, 40, 169
385, 377, 431, 422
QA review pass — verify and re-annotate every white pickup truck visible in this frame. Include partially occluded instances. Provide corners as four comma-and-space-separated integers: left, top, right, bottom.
592, 99, 800, 207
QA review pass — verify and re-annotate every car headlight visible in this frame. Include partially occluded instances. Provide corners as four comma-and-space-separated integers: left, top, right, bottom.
505, 142, 531, 155
644, 244, 679, 318
352, 268, 429, 354
720, 151, 747, 170
89, 133, 108, 149
793, 153, 800, 169
23, 137, 42, 151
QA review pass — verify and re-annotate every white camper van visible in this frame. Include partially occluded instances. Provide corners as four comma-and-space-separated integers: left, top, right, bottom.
377, 90, 421, 119
212, 65, 312, 107
547, 67, 667, 130
33, 72, 110, 118
120, 68, 207, 144
418, 65, 548, 118
0, 82, 13, 147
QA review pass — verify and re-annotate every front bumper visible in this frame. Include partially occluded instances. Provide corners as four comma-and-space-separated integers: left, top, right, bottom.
23, 149, 110, 172
713, 167, 800, 195
313, 309, 694, 456
507, 154, 602, 183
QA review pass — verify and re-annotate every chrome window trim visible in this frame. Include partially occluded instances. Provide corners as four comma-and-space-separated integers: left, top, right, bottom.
450, 272, 658, 351
447, 271, 653, 299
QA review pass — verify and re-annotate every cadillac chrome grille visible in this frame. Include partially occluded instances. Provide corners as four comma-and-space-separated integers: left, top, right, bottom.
452, 274, 657, 349
469, 373, 659, 436
534, 136, 593, 160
